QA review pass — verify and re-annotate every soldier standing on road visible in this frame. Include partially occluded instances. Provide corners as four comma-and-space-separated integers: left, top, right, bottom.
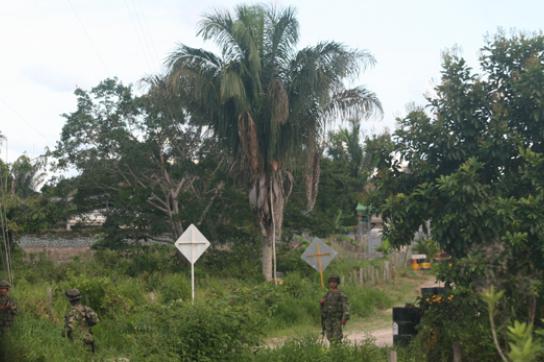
0, 280, 16, 334
320, 275, 349, 344
63, 288, 99, 353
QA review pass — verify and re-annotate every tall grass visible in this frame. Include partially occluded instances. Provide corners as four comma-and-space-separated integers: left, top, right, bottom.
2, 244, 404, 361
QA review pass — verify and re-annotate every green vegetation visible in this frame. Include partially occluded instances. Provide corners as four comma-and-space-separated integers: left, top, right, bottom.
2, 243, 417, 361
372, 32, 544, 361
1, 1, 544, 360
254, 338, 389, 362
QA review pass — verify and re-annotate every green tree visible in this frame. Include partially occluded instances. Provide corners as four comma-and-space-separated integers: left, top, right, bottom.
284, 124, 390, 237
167, 4, 380, 280
9, 155, 46, 198
372, 33, 544, 323
54, 78, 225, 241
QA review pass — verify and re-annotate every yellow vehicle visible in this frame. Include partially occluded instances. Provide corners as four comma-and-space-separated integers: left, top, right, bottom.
410, 254, 432, 271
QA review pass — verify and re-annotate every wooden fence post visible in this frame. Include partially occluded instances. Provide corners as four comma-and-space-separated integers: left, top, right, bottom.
389, 350, 397, 362
453, 342, 462, 362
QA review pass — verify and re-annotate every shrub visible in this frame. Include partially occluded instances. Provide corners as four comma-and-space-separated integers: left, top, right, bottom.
20, 253, 67, 284
414, 292, 496, 361
200, 240, 261, 280
174, 302, 262, 361
126, 302, 263, 361
58, 275, 136, 317
156, 273, 191, 303
277, 246, 315, 277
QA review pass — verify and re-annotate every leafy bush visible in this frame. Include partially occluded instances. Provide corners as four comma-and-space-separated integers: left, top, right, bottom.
156, 273, 191, 303
277, 246, 314, 277
124, 302, 263, 361
20, 253, 67, 284
57, 276, 132, 317
414, 292, 496, 361
200, 240, 261, 280
174, 302, 262, 361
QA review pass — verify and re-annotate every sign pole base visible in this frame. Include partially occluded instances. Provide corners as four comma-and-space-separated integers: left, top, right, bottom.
191, 262, 195, 304
320, 270, 324, 288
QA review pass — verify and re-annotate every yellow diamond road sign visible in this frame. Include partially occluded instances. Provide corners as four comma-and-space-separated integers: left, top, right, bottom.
175, 224, 211, 264
301, 238, 337, 272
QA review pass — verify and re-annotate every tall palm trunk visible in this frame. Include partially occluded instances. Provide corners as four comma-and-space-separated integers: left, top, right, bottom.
304, 148, 321, 213
250, 171, 290, 281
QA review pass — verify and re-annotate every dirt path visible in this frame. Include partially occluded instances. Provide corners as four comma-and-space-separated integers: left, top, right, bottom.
347, 326, 392, 346
344, 276, 441, 347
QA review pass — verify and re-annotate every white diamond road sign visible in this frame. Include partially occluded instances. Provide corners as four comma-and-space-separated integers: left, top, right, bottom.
175, 224, 211, 264
301, 238, 337, 272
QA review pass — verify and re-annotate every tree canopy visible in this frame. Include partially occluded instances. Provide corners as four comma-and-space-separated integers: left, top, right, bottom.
371, 33, 544, 321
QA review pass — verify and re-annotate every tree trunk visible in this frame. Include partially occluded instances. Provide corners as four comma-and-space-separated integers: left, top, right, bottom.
304, 136, 322, 213
170, 218, 183, 240
169, 195, 183, 239
261, 231, 274, 282
260, 209, 284, 281
528, 295, 537, 325
251, 171, 290, 281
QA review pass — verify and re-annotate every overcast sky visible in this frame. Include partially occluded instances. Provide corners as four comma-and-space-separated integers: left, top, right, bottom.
0, 0, 542, 162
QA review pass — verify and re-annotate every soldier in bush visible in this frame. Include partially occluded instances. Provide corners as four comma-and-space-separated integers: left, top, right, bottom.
320, 275, 349, 343
0, 280, 16, 334
63, 288, 99, 353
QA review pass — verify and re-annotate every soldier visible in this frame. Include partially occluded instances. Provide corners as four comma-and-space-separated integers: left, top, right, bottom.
320, 275, 349, 344
0, 280, 16, 334
63, 288, 99, 353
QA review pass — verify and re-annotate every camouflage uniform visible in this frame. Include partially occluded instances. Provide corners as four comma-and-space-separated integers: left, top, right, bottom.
63, 289, 99, 352
320, 277, 349, 343
0, 280, 16, 334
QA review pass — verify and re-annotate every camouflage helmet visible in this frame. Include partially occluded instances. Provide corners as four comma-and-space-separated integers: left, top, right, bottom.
0, 280, 10, 289
65, 288, 81, 300
327, 275, 341, 285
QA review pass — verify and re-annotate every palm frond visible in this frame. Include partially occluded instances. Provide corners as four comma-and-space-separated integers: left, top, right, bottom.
233, 5, 265, 96
264, 5, 299, 77
197, 9, 242, 62
326, 87, 383, 121
220, 65, 247, 106
167, 45, 223, 76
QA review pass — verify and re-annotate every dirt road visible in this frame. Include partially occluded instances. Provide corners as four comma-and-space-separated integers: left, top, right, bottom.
347, 326, 392, 346
345, 276, 441, 347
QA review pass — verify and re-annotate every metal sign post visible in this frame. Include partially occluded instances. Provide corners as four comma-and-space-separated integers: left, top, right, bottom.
301, 238, 337, 288
191, 262, 195, 301
174, 224, 211, 303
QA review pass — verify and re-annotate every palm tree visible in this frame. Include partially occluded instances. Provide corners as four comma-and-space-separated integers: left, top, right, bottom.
167, 4, 381, 281
10, 155, 46, 197
287, 44, 382, 212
